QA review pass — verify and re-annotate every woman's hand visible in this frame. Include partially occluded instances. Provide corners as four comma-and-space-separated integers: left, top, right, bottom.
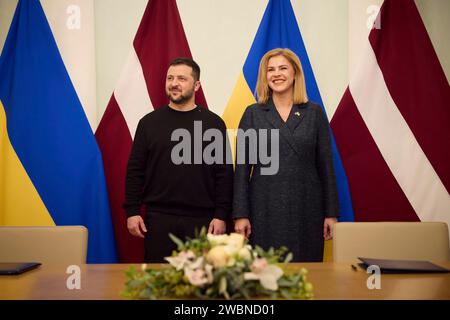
234, 218, 251, 238
323, 217, 337, 240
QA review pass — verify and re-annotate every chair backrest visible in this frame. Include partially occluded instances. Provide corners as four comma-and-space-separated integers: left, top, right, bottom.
0, 226, 88, 265
333, 222, 450, 263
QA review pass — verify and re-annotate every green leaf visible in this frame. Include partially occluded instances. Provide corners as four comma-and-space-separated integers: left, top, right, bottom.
284, 252, 293, 263
241, 287, 250, 300
125, 266, 136, 278
138, 288, 153, 299
168, 233, 185, 250
278, 277, 294, 287
219, 276, 227, 293
280, 289, 292, 300
126, 279, 143, 290
199, 226, 207, 237
219, 276, 230, 299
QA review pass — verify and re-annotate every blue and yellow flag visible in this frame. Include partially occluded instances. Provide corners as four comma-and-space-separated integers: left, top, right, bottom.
223, 0, 354, 222
0, 0, 117, 262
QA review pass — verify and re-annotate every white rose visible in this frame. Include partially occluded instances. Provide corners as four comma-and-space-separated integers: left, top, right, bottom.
207, 233, 229, 246
206, 245, 228, 268
226, 233, 245, 249
237, 247, 251, 260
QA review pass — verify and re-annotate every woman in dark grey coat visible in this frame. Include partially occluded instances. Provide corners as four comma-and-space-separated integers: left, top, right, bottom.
232, 48, 339, 262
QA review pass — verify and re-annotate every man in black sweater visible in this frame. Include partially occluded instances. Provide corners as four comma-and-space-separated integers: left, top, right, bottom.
123, 58, 233, 262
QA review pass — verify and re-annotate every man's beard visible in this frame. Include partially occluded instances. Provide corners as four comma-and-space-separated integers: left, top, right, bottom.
167, 87, 195, 104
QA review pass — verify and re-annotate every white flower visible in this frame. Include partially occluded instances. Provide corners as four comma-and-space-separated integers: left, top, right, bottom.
189, 256, 204, 270
206, 233, 247, 268
207, 234, 229, 246
237, 247, 251, 260
164, 250, 196, 271
227, 233, 245, 250
223, 244, 238, 257
207, 233, 245, 250
244, 258, 283, 291
222, 233, 245, 258
251, 257, 268, 273
141, 263, 148, 272
226, 256, 236, 267
206, 245, 228, 267
185, 268, 209, 287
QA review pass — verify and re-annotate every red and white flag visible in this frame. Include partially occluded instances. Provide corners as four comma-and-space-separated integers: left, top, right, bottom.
331, 0, 450, 226
95, 0, 208, 262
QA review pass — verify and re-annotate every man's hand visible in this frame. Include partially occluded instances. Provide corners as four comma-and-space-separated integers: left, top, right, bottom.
234, 218, 251, 238
127, 215, 147, 238
208, 218, 226, 235
323, 217, 337, 240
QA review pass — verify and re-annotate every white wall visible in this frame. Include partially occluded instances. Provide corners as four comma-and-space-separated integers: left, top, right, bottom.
1, 0, 449, 130
416, 0, 450, 81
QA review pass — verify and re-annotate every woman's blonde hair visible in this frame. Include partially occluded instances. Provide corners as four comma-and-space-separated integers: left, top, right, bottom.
255, 48, 308, 105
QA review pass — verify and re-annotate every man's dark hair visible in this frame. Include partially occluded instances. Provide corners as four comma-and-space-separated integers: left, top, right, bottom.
169, 57, 200, 81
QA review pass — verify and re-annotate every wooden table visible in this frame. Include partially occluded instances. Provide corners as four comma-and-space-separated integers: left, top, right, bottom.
1, 262, 450, 300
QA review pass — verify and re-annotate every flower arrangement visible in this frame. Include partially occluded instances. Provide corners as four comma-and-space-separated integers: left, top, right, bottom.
124, 228, 313, 300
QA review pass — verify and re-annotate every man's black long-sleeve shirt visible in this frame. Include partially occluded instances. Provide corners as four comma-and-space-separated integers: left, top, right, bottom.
123, 105, 233, 220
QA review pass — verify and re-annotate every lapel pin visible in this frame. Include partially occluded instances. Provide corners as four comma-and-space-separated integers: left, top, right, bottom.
295, 112, 301, 117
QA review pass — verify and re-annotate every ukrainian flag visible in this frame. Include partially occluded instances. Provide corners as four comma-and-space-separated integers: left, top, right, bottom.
0, 0, 117, 262
223, 0, 354, 223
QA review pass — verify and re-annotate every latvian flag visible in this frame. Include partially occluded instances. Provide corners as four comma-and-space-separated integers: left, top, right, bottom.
96, 0, 208, 262
331, 0, 450, 230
